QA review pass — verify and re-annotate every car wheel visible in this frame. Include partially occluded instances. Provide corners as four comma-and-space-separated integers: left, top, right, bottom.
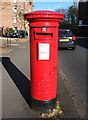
71, 47, 76, 50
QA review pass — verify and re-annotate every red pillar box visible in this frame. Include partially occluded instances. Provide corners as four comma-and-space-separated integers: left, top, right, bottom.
24, 10, 64, 111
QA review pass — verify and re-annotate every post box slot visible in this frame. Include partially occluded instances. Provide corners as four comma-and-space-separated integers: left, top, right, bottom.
35, 32, 53, 40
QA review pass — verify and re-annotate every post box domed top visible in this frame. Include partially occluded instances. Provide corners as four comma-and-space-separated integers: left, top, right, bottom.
24, 10, 64, 20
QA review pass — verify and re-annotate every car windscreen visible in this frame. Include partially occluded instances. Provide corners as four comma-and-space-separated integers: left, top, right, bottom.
59, 29, 73, 37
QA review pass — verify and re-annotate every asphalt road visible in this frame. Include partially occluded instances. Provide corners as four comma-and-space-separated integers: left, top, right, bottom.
58, 37, 87, 116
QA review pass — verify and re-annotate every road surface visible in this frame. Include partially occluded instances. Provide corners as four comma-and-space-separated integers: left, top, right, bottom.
58, 37, 87, 117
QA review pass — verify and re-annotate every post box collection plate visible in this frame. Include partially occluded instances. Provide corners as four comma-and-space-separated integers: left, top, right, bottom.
38, 43, 50, 60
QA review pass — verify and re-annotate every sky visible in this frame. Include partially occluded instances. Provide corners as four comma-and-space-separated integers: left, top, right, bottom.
33, 1, 74, 11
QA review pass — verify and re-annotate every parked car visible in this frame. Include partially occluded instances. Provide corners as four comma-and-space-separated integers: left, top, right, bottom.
10, 30, 19, 38
18, 30, 28, 38
58, 29, 76, 50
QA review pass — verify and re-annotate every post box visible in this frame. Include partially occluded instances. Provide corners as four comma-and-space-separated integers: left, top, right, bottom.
24, 10, 64, 111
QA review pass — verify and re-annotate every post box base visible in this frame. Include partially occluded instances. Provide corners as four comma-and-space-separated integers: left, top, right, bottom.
31, 97, 57, 112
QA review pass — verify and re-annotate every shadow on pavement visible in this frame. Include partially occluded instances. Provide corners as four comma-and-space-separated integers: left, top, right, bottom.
1, 57, 32, 107
76, 38, 88, 49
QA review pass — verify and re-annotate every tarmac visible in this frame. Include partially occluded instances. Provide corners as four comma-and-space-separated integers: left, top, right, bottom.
0, 37, 83, 119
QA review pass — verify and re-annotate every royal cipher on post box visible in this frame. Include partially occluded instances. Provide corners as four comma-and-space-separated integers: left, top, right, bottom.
24, 10, 64, 111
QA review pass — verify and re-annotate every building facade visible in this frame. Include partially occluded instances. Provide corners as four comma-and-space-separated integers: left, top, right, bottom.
78, 1, 88, 26
78, 0, 88, 36
0, 0, 33, 36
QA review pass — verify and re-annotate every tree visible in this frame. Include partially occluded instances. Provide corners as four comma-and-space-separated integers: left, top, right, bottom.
67, 5, 78, 24
17, 8, 29, 30
55, 5, 78, 35
56, 8, 68, 20
56, 5, 78, 24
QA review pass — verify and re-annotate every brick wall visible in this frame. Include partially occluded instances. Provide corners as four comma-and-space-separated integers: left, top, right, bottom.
0, 1, 33, 30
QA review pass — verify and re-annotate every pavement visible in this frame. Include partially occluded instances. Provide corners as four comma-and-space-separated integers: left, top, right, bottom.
0, 37, 83, 119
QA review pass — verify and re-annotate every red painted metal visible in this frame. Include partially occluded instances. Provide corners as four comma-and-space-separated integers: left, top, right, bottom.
24, 10, 64, 101
24, 10, 64, 20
